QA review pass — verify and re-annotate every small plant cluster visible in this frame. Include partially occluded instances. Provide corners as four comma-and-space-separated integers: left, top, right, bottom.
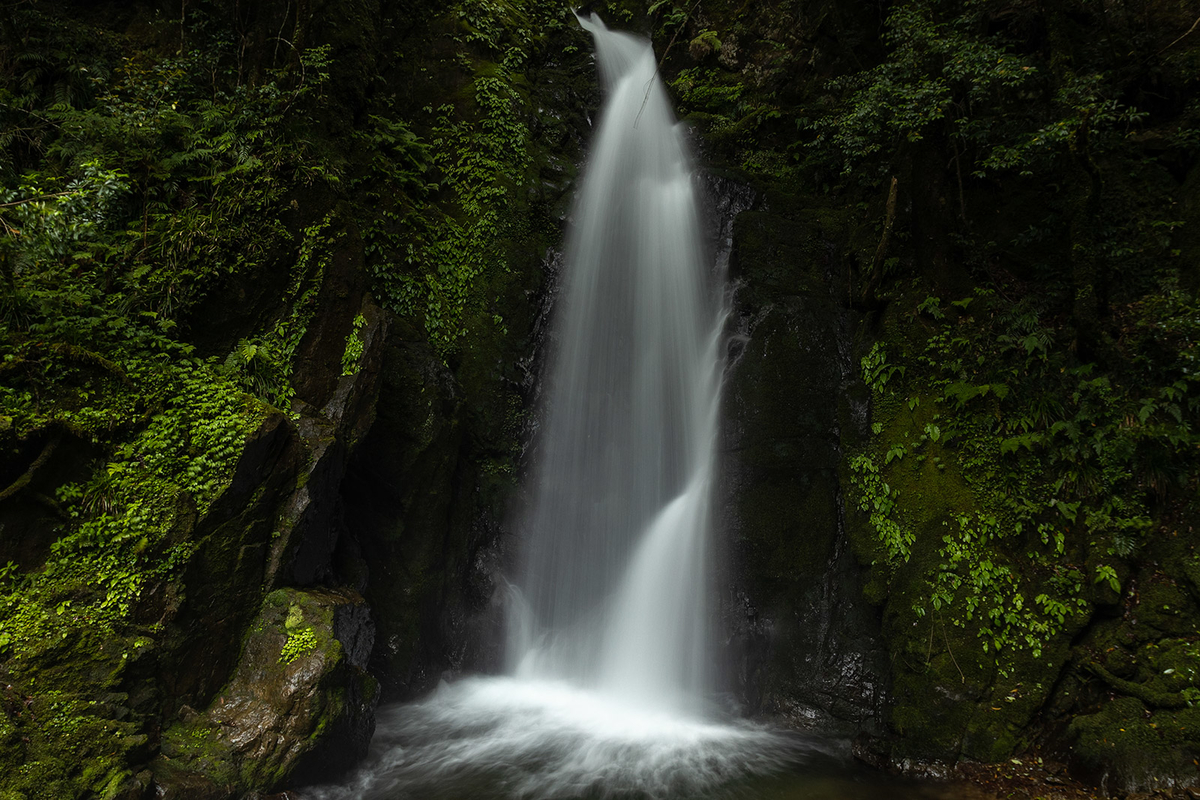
279, 602, 319, 665
223, 215, 337, 411
848, 453, 913, 565
341, 314, 368, 377
279, 627, 319, 665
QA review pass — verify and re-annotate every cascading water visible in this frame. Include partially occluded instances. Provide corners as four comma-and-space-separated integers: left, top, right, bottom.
508, 13, 720, 716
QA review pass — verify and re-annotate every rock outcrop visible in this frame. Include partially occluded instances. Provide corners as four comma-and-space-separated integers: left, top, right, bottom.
153, 588, 377, 797
719, 193, 889, 736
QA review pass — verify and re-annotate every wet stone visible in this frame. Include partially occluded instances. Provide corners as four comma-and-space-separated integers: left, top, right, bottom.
152, 588, 379, 797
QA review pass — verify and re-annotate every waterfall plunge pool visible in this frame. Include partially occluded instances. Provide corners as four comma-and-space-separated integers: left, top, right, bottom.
295, 677, 953, 800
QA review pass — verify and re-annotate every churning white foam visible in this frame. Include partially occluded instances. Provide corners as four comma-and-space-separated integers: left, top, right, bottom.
299, 676, 822, 800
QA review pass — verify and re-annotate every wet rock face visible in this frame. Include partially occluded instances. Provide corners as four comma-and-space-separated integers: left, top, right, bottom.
339, 332, 468, 698
718, 198, 888, 736
153, 588, 379, 797
267, 295, 390, 591
330, 19, 601, 705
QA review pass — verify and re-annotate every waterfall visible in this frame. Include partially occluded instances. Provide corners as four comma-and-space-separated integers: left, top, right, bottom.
510, 13, 722, 715
301, 18, 815, 799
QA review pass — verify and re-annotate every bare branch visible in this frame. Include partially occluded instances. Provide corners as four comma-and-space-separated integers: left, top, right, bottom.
1157, 15, 1200, 56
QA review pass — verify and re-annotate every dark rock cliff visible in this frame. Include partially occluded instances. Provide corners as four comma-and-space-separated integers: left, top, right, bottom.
719, 193, 889, 740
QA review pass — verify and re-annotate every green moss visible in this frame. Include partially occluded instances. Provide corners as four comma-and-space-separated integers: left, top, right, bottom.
1134, 575, 1197, 639
0, 684, 145, 800
159, 717, 236, 787
1069, 697, 1200, 791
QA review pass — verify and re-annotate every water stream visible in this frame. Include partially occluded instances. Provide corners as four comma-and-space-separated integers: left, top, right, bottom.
298, 17, 925, 800
507, 11, 719, 716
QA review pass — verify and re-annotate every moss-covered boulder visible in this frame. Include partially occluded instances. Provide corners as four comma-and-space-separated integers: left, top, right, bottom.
1067, 697, 1200, 794
153, 587, 377, 797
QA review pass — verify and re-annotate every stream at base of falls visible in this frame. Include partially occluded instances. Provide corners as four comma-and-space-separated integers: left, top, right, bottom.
295, 677, 949, 800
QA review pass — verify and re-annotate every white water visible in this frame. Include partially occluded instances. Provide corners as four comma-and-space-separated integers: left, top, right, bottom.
300, 17, 815, 799
509, 11, 719, 717
300, 678, 823, 800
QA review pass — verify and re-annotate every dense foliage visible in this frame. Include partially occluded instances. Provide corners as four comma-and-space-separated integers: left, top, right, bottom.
0, 4, 344, 794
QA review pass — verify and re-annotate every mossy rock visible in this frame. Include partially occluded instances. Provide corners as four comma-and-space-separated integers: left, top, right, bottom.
1068, 696, 1200, 793
153, 587, 378, 796
855, 379, 1088, 763
0, 677, 150, 800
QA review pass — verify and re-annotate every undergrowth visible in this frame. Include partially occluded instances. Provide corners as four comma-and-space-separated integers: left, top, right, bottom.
851, 281, 1199, 670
